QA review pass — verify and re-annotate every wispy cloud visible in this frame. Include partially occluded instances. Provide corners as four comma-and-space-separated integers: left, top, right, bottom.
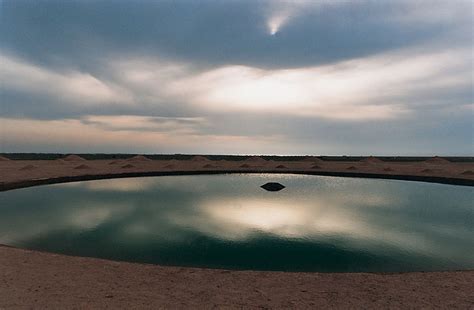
0, 52, 133, 106
0, 117, 286, 154
81, 115, 208, 133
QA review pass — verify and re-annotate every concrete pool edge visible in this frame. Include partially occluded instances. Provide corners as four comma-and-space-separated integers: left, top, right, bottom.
1, 169, 473, 192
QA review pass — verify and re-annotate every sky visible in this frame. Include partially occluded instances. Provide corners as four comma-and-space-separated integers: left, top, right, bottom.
0, 0, 473, 155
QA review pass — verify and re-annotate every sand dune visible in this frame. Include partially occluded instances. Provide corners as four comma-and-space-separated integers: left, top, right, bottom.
425, 156, 450, 164
127, 155, 152, 162
303, 156, 323, 162
245, 156, 267, 163
191, 155, 210, 162
63, 155, 86, 161
360, 156, 383, 163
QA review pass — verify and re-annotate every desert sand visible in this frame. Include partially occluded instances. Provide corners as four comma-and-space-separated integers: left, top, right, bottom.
0, 155, 473, 308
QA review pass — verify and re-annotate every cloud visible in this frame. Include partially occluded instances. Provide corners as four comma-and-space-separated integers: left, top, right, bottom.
111, 47, 470, 121
0, 117, 286, 154
2, 0, 470, 69
81, 115, 207, 133
59, 178, 158, 192
0, 1, 472, 154
0, 52, 132, 106
3, 46, 469, 123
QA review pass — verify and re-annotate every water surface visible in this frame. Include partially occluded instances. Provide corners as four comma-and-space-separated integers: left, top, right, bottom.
0, 174, 473, 272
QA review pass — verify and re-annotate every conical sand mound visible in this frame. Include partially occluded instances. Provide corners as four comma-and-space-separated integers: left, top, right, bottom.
63, 155, 86, 161
74, 164, 90, 170
360, 156, 383, 163
108, 161, 119, 165
425, 156, 450, 164
275, 164, 287, 169
191, 155, 210, 162
203, 164, 217, 168
311, 165, 321, 169
245, 156, 267, 163
121, 164, 135, 169
460, 170, 474, 175
302, 156, 323, 162
421, 168, 433, 173
0, 155, 10, 161
19, 165, 37, 171
127, 155, 152, 162
240, 164, 250, 168
346, 166, 357, 170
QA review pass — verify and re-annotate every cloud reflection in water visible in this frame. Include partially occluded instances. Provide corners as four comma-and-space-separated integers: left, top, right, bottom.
0, 174, 473, 271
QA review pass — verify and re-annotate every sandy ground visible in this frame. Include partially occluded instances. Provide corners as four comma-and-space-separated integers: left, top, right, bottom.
0, 156, 473, 308
1, 246, 473, 309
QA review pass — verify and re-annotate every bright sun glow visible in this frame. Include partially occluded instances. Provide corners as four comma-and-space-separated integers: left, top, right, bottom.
267, 13, 290, 35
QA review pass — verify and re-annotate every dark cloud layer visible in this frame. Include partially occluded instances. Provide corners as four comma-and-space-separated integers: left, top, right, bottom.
2, 0, 470, 69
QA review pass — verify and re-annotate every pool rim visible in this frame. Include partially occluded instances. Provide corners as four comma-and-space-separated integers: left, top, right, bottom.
1, 169, 473, 192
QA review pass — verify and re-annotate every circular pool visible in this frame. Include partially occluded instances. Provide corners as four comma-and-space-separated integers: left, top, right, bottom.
0, 174, 473, 272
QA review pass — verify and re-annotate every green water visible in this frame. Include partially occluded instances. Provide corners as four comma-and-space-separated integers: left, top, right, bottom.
0, 174, 473, 272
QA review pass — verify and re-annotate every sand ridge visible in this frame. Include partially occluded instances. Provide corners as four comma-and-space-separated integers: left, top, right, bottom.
63, 154, 86, 161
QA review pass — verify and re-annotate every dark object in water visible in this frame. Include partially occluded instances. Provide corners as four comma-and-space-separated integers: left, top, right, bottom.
261, 182, 285, 192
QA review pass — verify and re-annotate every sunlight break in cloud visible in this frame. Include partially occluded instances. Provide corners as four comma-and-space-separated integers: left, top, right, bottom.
100, 47, 472, 121
265, 0, 322, 35
1, 46, 471, 123
165, 48, 471, 120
